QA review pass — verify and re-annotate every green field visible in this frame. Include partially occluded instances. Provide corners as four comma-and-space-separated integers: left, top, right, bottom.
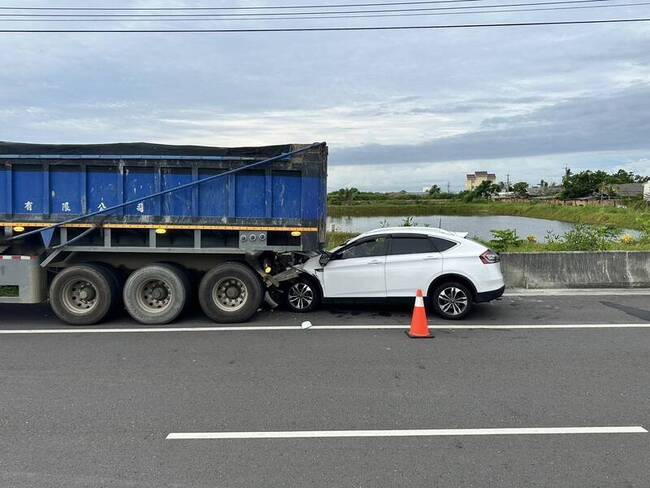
326, 202, 650, 252
0, 286, 18, 297
325, 230, 650, 252
329, 201, 650, 231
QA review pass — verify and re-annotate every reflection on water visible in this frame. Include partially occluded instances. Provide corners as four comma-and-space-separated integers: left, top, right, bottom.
327, 215, 639, 243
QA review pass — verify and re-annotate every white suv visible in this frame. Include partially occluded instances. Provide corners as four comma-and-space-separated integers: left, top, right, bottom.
285, 227, 505, 319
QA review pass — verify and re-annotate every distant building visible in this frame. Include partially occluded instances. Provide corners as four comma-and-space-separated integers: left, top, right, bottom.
494, 191, 516, 200
528, 184, 563, 198
612, 183, 645, 198
465, 171, 496, 191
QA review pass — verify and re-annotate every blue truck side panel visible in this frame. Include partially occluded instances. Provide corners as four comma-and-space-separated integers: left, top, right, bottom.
0, 144, 327, 241
198, 169, 228, 218
3, 169, 324, 222
87, 166, 119, 215
124, 167, 156, 216
235, 171, 266, 219
0, 166, 7, 214
272, 172, 302, 219
162, 169, 193, 217
13, 166, 44, 215
51, 167, 82, 215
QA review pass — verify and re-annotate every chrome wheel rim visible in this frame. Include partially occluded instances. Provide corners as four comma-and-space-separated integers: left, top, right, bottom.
288, 282, 314, 310
61, 279, 98, 315
437, 286, 468, 316
213, 277, 248, 312
135, 279, 173, 314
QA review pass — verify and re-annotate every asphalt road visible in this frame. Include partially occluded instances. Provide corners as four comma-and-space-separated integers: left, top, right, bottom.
1, 293, 650, 487
2, 292, 650, 329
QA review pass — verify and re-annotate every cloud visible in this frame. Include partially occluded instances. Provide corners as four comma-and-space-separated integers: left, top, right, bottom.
330, 84, 650, 165
0, 2, 649, 192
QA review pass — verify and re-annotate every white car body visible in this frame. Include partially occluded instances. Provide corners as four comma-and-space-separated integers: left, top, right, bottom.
300, 227, 505, 301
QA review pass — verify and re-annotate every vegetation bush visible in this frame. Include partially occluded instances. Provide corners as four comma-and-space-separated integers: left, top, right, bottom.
561, 169, 649, 199
544, 224, 621, 251
486, 224, 643, 252
489, 229, 523, 252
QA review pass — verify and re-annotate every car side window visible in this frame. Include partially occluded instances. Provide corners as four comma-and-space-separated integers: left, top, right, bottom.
430, 237, 457, 252
388, 236, 437, 255
338, 237, 387, 260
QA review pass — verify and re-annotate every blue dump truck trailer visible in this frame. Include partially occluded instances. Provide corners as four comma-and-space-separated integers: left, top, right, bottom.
0, 141, 327, 325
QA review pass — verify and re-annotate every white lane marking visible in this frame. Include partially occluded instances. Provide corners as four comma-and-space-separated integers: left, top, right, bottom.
1, 323, 650, 334
166, 426, 648, 440
505, 288, 650, 296
314, 324, 650, 330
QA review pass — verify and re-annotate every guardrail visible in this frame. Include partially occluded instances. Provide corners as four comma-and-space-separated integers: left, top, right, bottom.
501, 251, 650, 289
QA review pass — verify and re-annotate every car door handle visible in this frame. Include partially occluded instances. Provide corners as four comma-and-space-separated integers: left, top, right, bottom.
368, 259, 383, 265
423, 255, 440, 260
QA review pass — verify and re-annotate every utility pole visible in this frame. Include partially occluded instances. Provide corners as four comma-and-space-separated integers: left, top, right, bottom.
447, 181, 450, 193
506, 173, 511, 190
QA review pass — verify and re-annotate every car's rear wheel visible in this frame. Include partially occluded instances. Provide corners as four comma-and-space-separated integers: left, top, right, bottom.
285, 277, 321, 313
430, 281, 473, 320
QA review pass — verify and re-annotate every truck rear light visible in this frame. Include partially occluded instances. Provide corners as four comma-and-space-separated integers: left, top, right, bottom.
479, 249, 500, 264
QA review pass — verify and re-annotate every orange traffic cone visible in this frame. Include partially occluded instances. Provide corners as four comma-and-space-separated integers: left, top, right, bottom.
406, 289, 434, 339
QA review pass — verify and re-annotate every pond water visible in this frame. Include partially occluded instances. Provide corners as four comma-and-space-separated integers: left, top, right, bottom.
327, 215, 639, 243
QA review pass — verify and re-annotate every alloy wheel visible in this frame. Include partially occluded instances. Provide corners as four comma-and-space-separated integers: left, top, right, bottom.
288, 282, 314, 310
437, 286, 469, 316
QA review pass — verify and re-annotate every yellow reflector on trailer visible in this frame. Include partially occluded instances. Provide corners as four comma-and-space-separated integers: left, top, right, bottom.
12, 226, 25, 233
291, 231, 302, 237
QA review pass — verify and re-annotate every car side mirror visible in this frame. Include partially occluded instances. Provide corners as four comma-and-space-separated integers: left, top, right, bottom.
319, 253, 332, 266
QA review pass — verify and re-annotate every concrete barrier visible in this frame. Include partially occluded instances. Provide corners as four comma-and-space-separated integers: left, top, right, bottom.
500, 251, 650, 289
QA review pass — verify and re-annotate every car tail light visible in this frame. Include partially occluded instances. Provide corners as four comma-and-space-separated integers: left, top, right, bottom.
480, 249, 500, 264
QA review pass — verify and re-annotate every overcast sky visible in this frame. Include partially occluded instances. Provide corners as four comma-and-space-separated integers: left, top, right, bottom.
1, 0, 649, 191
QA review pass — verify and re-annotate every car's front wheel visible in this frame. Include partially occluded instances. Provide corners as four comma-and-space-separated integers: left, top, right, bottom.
430, 282, 473, 320
285, 277, 321, 313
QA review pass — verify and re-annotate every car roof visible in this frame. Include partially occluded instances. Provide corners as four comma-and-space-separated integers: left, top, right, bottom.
349, 226, 467, 243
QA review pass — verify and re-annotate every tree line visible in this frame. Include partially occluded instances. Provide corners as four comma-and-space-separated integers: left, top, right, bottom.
328, 168, 649, 204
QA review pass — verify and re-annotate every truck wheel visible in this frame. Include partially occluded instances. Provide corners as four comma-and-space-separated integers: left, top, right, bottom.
430, 281, 473, 320
49, 264, 116, 325
285, 277, 321, 313
88, 263, 123, 319
199, 262, 263, 323
159, 262, 192, 314
123, 264, 189, 325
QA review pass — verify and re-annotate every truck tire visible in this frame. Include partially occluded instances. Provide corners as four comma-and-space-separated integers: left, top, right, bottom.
430, 281, 473, 320
49, 264, 116, 325
199, 262, 263, 323
87, 263, 123, 319
123, 264, 189, 325
160, 262, 192, 313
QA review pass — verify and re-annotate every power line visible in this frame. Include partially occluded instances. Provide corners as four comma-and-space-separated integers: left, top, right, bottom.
0, 0, 623, 17
1, 2, 648, 22
0, 0, 541, 11
0, 17, 648, 32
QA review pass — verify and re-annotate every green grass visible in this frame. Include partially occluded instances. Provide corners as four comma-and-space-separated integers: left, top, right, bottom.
0, 286, 18, 297
479, 240, 650, 253
329, 201, 650, 231
325, 229, 650, 253
326, 231, 357, 249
